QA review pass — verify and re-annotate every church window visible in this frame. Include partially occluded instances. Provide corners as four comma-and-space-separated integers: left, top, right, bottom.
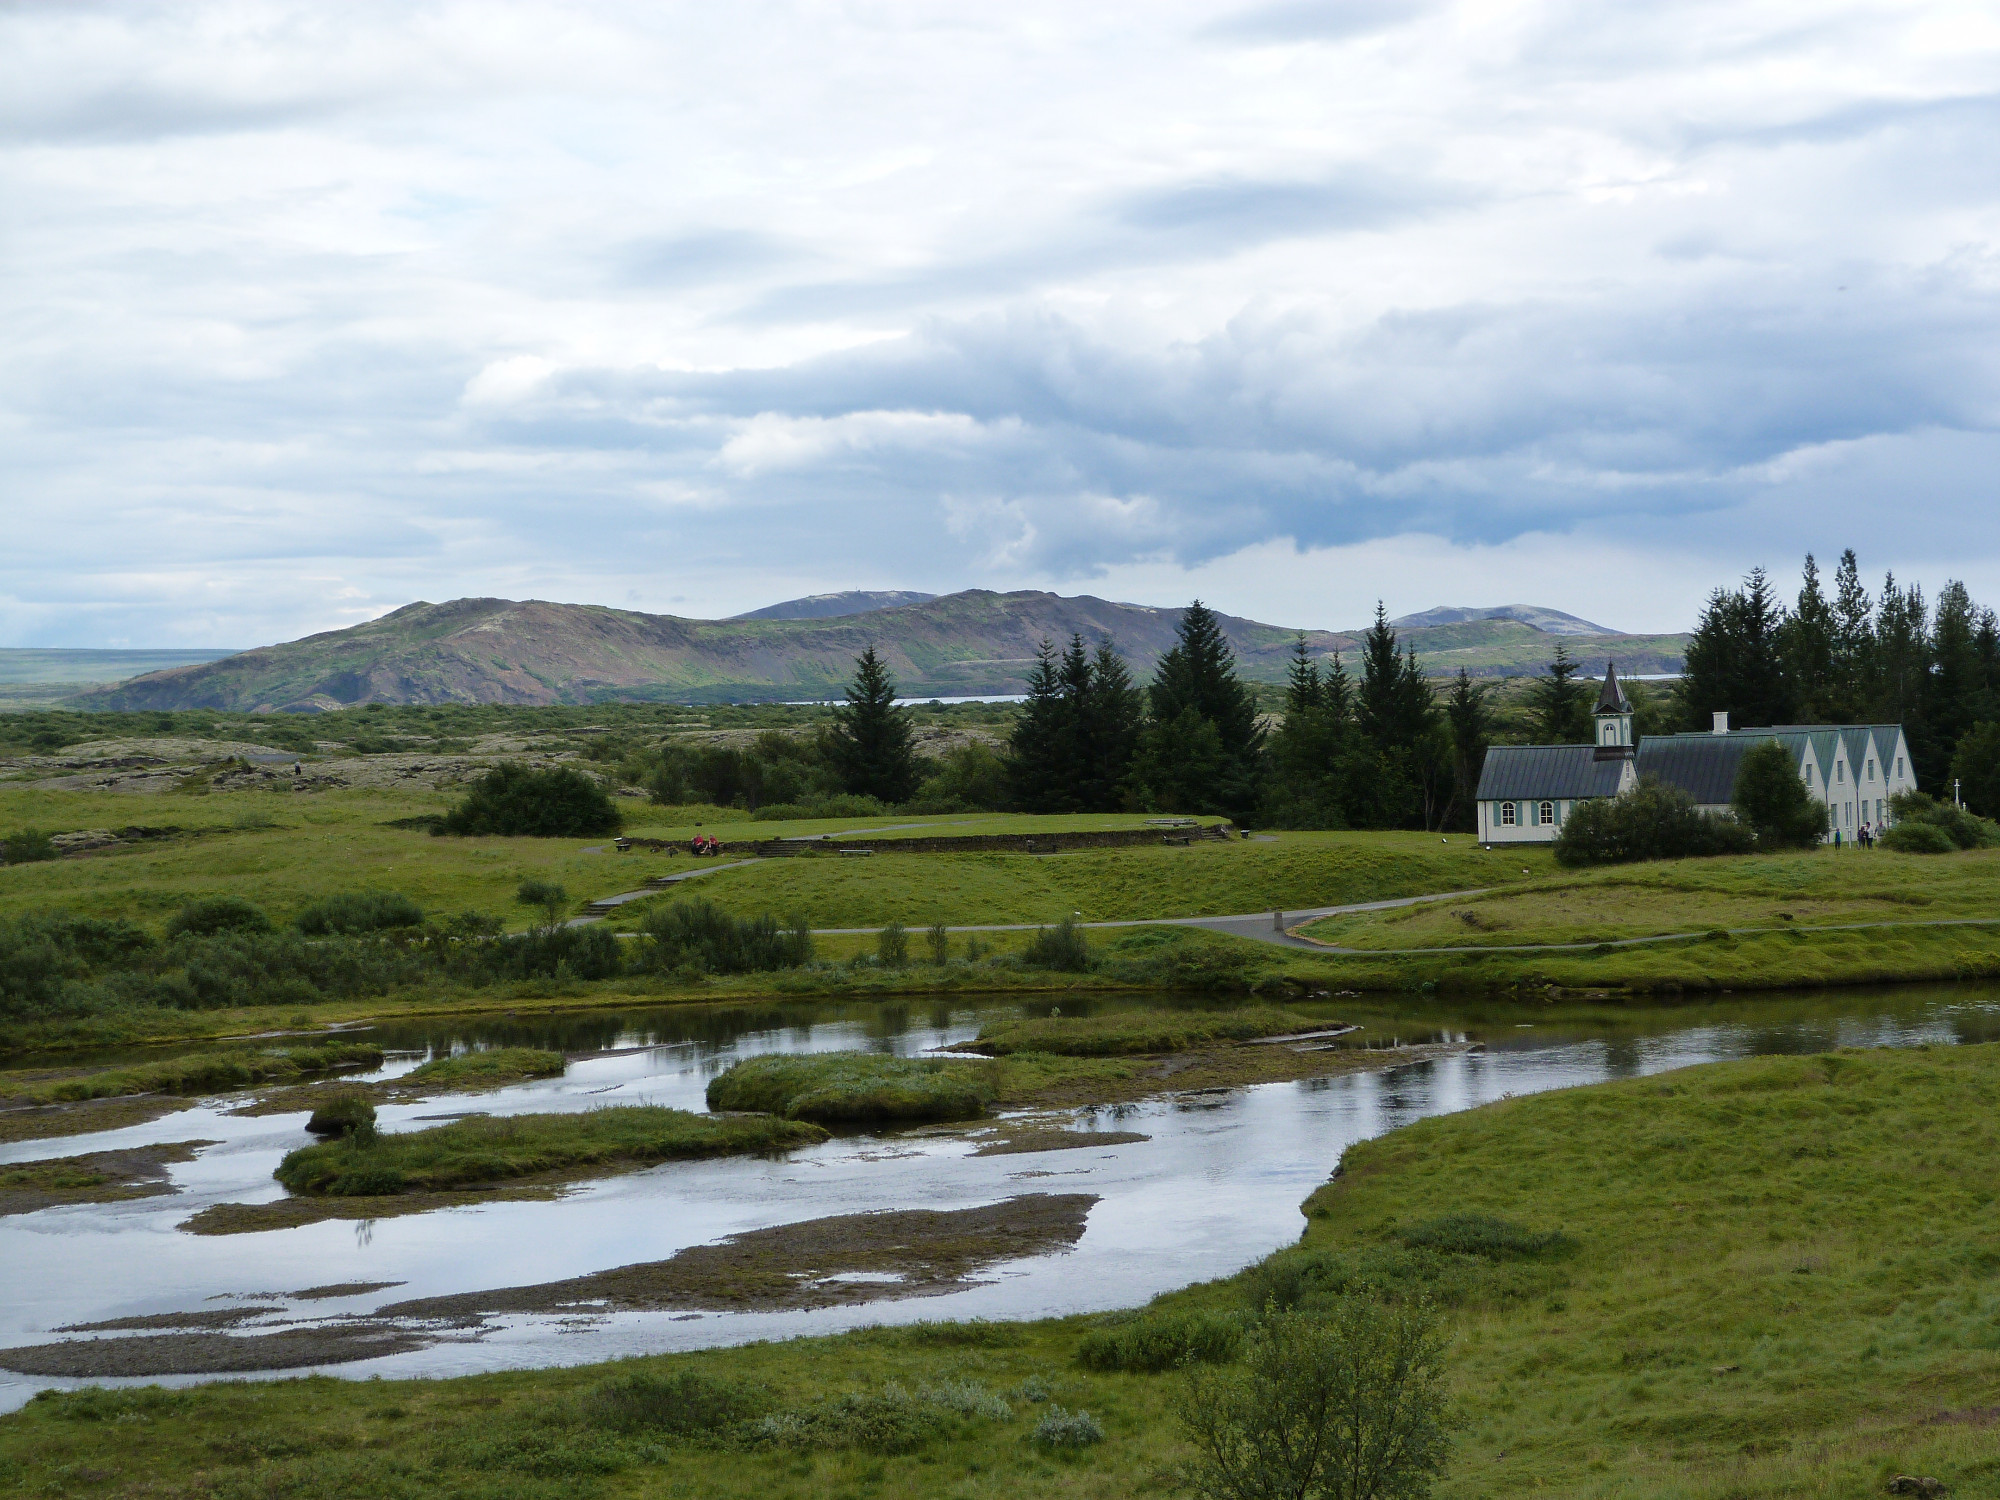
1539, 801, 1555, 826
1500, 802, 1516, 826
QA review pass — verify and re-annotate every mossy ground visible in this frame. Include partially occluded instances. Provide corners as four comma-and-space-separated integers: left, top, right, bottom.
10, 1041, 2000, 1497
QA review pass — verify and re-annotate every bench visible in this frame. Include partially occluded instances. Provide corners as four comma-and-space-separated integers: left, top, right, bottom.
837, 847, 874, 857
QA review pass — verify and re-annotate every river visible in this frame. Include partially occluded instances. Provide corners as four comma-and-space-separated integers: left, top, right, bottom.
3, 984, 1997, 1411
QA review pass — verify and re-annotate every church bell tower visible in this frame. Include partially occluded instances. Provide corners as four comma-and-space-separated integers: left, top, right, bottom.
1593, 662, 1634, 760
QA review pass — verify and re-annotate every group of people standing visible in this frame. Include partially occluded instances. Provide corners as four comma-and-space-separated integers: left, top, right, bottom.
1832, 824, 1877, 849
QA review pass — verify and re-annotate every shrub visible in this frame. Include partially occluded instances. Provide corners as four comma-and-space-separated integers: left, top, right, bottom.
1075, 1308, 1245, 1372
1885, 790, 2000, 851
478, 923, 624, 981
1177, 1299, 1452, 1500
1022, 917, 1091, 972
1553, 778, 1756, 867
1732, 740, 1828, 850
578, 1368, 765, 1436
305, 1092, 377, 1138
1394, 1213, 1575, 1260
515, 878, 568, 911
916, 1380, 1013, 1420
877, 921, 909, 968
925, 921, 951, 965
638, 898, 809, 975
748, 1387, 944, 1454
295, 891, 424, 936
166, 896, 273, 938
437, 765, 621, 838
1881, 820, 1957, 854
1029, 1406, 1104, 1450
1, 828, 56, 864
706, 1051, 994, 1123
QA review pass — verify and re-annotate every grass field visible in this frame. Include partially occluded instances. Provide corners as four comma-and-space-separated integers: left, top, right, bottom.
9, 1040, 1999, 1497
0, 785, 1516, 933
1301, 846, 2000, 951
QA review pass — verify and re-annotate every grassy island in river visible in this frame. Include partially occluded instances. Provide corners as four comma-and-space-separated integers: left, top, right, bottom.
10, 1039, 2000, 1495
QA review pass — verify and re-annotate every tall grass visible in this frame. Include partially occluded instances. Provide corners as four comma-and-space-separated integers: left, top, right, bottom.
705, 1052, 995, 1123
274, 1106, 826, 1196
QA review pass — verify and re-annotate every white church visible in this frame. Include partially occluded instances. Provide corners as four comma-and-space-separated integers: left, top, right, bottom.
1474, 664, 1915, 846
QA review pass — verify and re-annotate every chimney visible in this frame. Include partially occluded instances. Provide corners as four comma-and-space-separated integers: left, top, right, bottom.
1712, 711, 1730, 735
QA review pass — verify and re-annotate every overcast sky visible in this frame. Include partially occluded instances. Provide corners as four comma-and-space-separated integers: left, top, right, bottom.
5, 0, 1999, 647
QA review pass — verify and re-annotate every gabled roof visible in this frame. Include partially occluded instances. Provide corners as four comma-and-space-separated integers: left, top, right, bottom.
1633, 733, 1776, 805
1594, 662, 1631, 715
1476, 744, 1631, 801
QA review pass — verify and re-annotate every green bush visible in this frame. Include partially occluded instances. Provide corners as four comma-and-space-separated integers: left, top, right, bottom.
1075, 1308, 1245, 1372
876, 921, 909, 968
1, 828, 57, 864
295, 891, 424, 936
1395, 1212, 1574, 1260
638, 898, 810, 974
706, 1051, 994, 1123
1177, 1300, 1452, 1500
578, 1368, 766, 1436
1029, 1406, 1104, 1450
166, 896, 273, 938
1021, 917, 1091, 972
1885, 790, 2000, 851
1553, 778, 1756, 867
748, 1387, 945, 1454
1881, 820, 1957, 854
515, 878, 569, 911
304, 1092, 377, 1138
437, 765, 621, 838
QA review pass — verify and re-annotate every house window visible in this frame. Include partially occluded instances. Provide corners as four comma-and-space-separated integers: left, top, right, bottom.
1500, 802, 1517, 826
1876, 798, 1884, 823
1805, 765, 1814, 787
1836, 762, 1844, 783
1539, 801, 1555, 826
1866, 759, 1875, 779
1896, 757, 1904, 778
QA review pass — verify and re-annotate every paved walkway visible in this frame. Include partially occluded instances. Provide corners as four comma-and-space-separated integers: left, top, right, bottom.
566, 860, 757, 925
1291, 913, 2000, 957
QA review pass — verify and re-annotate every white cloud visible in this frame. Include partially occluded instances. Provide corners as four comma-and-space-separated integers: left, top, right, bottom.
2, 0, 1999, 646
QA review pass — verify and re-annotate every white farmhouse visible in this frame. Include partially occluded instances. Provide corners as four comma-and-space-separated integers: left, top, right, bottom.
1474, 664, 1915, 846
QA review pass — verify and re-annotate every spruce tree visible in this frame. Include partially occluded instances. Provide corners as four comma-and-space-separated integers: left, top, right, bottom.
1680, 568, 1793, 729
1005, 639, 1065, 812
1354, 604, 1445, 828
1144, 600, 1264, 819
828, 647, 919, 804
1527, 642, 1592, 743
1262, 638, 1349, 828
1830, 549, 1874, 719
1082, 640, 1142, 811
1443, 668, 1491, 832
1780, 554, 1837, 720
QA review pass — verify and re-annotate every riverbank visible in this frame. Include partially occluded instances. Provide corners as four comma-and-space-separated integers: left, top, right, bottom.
6, 1037, 1995, 1496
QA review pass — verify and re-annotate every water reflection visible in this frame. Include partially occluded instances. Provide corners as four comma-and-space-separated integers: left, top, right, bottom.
2, 981, 1998, 1412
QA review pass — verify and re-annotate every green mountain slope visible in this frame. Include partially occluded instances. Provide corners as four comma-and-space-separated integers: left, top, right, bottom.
69, 591, 1689, 711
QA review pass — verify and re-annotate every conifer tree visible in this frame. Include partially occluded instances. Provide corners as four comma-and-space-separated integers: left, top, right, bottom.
828, 646, 919, 804
1005, 639, 1065, 812
1353, 604, 1446, 828
1830, 549, 1874, 718
1442, 667, 1491, 832
1680, 567, 1793, 728
1780, 553, 1837, 720
1527, 642, 1592, 743
1082, 640, 1142, 811
1141, 600, 1264, 819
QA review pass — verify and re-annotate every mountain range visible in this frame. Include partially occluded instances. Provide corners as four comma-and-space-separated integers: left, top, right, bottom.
69, 590, 1690, 712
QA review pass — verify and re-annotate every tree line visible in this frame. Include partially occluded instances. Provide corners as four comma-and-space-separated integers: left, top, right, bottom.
1681, 551, 2000, 815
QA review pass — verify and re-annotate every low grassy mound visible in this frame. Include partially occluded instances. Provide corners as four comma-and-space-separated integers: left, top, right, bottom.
706, 1052, 994, 1123
274, 1106, 825, 1197
969, 1005, 1326, 1056
398, 1047, 565, 1089
17, 1042, 383, 1104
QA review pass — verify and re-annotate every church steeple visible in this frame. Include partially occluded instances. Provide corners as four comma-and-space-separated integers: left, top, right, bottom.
1593, 662, 1634, 758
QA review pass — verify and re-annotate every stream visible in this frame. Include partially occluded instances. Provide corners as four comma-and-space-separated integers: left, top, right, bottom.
4, 983, 1998, 1411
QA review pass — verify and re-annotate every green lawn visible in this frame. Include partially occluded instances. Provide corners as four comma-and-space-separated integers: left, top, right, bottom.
9, 1041, 2000, 1497
607, 831, 1541, 930
1301, 846, 2000, 951
0, 781, 1534, 935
